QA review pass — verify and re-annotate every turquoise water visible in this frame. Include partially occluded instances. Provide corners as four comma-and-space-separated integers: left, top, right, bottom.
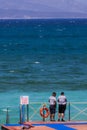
0, 19, 87, 123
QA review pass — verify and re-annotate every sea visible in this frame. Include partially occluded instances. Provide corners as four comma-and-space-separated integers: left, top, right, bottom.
0, 18, 87, 124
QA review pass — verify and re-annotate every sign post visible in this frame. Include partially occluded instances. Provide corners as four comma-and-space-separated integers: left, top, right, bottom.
20, 96, 29, 124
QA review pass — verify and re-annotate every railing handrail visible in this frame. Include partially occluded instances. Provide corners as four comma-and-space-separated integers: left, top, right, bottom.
0, 101, 87, 124
1, 101, 87, 108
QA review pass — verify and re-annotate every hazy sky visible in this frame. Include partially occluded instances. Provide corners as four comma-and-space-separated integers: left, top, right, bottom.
0, 0, 87, 18
0, 0, 87, 12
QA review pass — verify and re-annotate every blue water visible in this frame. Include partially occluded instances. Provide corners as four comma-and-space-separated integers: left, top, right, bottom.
0, 19, 87, 123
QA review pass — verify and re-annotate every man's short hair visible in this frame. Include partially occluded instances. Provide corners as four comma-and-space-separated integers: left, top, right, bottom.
52, 92, 56, 96
61, 92, 64, 95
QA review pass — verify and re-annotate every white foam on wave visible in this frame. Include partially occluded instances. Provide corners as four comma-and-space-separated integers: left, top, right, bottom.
56, 28, 66, 32
34, 61, 40, 64
69, 20, 75, 23
2, 109, 11, 112
9, 70, 15, 73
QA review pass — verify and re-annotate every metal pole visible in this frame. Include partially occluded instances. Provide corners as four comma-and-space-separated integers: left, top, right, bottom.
27, 104, 29, 121
22, 105, 25, 123
43, 105, 45, 122
6, 108, 9, 124
68, 102, 70, 121
20, 105, 22, 124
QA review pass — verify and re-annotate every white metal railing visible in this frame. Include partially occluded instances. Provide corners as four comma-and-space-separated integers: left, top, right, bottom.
0, 102, 87, 124
68, 102, 87, 121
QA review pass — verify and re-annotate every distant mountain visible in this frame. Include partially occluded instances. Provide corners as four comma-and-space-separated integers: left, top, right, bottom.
0, 9, 87, 19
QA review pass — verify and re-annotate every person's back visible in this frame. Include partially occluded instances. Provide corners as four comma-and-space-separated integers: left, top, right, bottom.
57, 92, 67, 122
58, 95, 67, 105
49, 95, 56, 105
49, 92, 56, 121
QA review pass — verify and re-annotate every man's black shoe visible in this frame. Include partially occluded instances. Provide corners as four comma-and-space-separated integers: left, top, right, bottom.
61, 119, 65, 122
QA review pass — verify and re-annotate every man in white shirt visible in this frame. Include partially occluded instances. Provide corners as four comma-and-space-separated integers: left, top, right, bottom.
49, 92, 57, 121
57, 92, 67, 122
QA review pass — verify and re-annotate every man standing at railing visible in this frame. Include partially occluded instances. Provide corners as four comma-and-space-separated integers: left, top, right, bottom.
57, 92, 67, 122
49, 92, 57, 121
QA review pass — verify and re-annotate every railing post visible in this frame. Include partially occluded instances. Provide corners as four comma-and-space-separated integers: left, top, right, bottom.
27, 104, 29, 121
20, 105, 22, 124
43, 105, 45, 121
68, 102, 70, 121
6, 107, 9, 124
